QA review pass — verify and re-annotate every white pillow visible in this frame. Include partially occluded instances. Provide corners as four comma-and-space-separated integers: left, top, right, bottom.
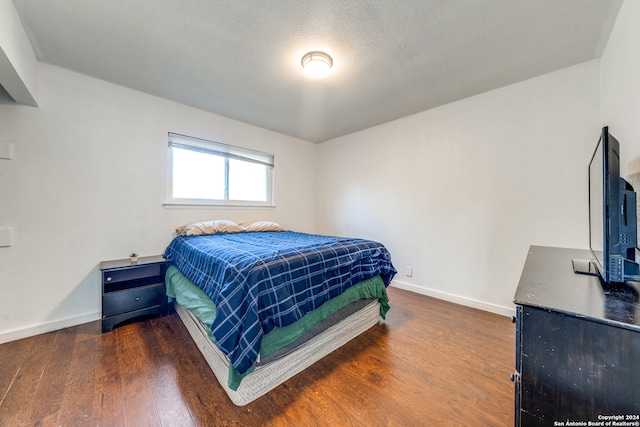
176, 219, 243, 236
240, 221, 285, 232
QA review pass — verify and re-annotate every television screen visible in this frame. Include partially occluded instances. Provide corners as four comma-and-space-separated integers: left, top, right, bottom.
587, 127, 639, 283
588, 135, 604, 271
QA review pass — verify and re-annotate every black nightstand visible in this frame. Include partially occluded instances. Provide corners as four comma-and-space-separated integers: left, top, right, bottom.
100, 255, 169, 333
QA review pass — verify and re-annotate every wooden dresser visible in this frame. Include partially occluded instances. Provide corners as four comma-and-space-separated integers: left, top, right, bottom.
513, 245, 640, 426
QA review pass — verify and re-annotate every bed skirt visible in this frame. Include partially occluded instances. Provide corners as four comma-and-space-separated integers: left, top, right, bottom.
174, 299, 381, 406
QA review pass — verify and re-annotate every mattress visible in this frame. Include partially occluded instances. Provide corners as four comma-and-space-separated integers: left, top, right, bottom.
165, 265, 389, 389
164, 229, 394, 405
175, 299, 381, 406
164, 231, 396, 375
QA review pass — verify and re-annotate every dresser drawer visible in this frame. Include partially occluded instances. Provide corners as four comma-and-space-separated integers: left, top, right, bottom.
102, 283, 166, 317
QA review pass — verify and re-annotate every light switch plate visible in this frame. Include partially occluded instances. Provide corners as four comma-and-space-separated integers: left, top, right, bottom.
0, 140, 13, 159
0, 227, 14, 247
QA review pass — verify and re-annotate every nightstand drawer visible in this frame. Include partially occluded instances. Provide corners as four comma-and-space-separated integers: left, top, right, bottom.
102, 283, 166, 318
102, 264, 164, 293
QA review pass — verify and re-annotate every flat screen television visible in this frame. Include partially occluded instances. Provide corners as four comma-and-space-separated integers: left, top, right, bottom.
587, 126, 639, 283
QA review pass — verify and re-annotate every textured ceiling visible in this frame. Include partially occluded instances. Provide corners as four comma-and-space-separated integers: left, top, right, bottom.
11, 0, 623, 143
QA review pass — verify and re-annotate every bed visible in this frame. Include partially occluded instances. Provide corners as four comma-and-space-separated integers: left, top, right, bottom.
163, 220, 396, 405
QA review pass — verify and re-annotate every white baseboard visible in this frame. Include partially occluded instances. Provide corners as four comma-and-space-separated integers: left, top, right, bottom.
0, 311, 101, 345
390, 280, 515, 318
1, 283, 515, 344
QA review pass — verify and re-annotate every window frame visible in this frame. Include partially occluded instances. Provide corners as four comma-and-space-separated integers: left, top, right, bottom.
166, 132, 274, 207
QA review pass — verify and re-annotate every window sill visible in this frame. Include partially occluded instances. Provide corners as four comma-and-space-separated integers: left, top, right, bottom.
163, 202, 276, 210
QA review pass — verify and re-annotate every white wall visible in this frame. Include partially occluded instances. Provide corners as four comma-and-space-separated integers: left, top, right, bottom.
0, 0, 39, 105
317, 61, 601, 315
601, 0, 640, 177
0, 63, 317, 343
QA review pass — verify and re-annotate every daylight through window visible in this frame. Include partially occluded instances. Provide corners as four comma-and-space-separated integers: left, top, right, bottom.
167, 133, 274, 206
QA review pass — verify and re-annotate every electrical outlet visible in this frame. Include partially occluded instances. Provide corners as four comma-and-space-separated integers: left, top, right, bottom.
405, 266, 412, 277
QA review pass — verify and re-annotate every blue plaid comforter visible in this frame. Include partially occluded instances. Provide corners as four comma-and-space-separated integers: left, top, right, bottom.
163, 231, 396, 375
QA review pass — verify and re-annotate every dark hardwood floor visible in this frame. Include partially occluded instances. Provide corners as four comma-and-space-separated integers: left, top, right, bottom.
0, 287, 515, 426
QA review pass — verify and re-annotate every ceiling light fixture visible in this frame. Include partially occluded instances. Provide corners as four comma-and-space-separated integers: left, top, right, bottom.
301, 51, 333, 79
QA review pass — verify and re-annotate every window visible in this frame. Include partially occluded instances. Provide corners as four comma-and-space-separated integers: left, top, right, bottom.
167, 132, 274, 206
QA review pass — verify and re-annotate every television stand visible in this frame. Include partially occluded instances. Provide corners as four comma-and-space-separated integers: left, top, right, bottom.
513, 246, 640, 426
571, 257, 599, 276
